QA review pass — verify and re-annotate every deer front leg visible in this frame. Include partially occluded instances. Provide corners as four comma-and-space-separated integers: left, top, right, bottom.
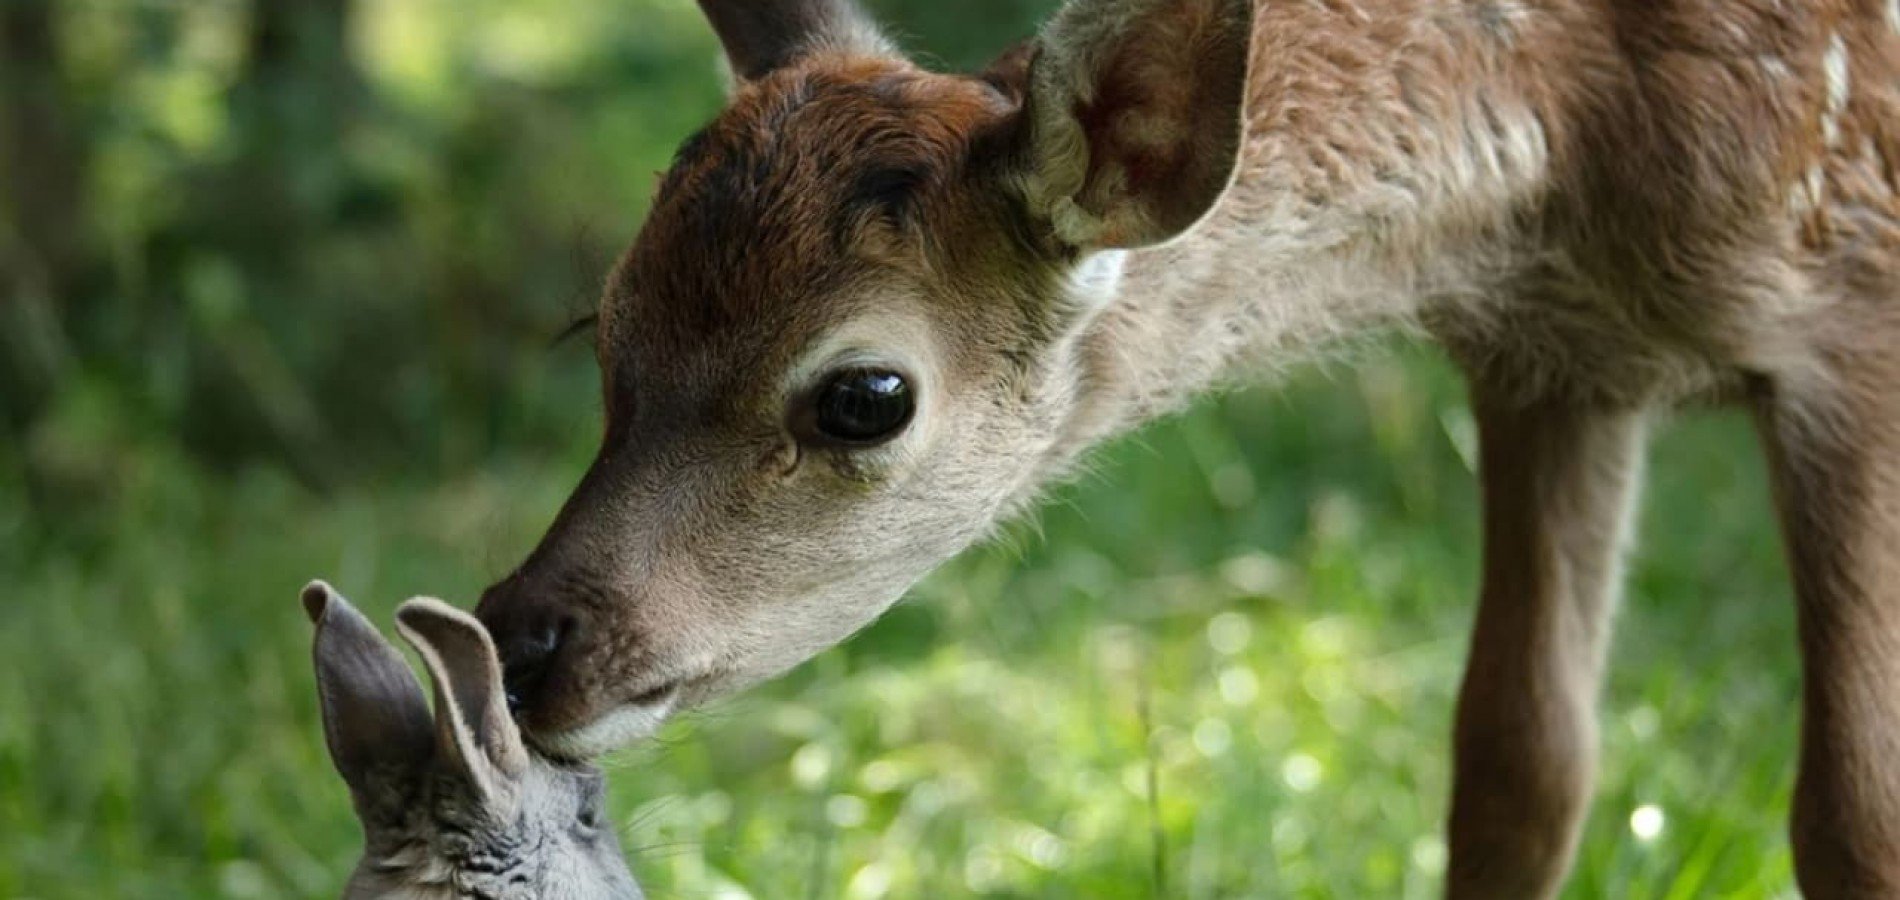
1446, 396, 1649, 900
1754, 344, 1900, 899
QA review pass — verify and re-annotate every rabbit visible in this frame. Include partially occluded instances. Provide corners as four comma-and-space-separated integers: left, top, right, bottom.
303, 581, 641, 900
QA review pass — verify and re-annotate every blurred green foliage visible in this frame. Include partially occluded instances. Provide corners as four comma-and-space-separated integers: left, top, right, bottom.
2, 0, 741, 489
0, 1, 1803, 897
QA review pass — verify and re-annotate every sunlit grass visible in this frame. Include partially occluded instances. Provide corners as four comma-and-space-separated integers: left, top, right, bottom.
1, 348, 1799, 898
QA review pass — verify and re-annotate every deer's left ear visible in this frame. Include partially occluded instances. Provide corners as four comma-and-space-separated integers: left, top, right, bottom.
698, 0, 893, 83
1011, 0, 1254, 250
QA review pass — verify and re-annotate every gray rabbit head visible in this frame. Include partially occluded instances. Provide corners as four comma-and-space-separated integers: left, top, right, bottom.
304, 582, 641, 900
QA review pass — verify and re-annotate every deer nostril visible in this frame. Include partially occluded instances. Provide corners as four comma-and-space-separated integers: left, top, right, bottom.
499, 616, 575, 715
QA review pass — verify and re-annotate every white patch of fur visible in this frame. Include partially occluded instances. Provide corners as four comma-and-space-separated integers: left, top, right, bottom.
1823, 33, 1850, 150
1489, 104, 1549, 188
537, 692, 679, 760
1068, 249, 1130, 310
1790, 164, 1826, 216
1888, 0, 1900, 35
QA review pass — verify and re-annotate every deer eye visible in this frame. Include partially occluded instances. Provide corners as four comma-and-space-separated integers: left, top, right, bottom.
812, 369, 914, 444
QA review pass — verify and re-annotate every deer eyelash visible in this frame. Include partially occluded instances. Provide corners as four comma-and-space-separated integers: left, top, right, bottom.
552, 313, 599, 349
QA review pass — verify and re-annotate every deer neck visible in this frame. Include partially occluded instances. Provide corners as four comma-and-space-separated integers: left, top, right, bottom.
1043, 0, 1575, 469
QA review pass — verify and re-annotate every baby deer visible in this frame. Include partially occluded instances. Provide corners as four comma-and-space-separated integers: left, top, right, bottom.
303, 582, 641, 899
473, 0, 1900, 895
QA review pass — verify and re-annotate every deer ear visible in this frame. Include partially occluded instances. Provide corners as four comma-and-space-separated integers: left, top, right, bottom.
396, 597, 529, 812
697, 0, 892, 83
303, 581, 433, 818
1014, 0, 1253, 250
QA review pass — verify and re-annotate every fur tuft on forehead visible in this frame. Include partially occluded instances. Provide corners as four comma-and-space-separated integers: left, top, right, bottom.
616, 56, 1025, 343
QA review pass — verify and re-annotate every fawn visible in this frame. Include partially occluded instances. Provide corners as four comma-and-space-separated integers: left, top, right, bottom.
303, 583, 641, 898
473, 0, 1900, 895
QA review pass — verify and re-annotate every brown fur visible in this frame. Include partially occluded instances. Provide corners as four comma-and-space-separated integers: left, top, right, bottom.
478, 2, 1900, 895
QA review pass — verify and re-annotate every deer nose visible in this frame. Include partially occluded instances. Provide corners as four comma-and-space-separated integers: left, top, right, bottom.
495, 615, 576, 714
479, 577, 579, 716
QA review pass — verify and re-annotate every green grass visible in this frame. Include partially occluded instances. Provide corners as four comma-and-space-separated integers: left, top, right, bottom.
0, 346, 1802, 899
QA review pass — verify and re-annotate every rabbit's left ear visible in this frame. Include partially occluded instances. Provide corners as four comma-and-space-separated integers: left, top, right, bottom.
304, 581, 434, 821
397, 597, 530, 814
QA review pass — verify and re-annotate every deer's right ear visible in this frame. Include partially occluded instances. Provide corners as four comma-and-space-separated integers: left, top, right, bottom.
303, 581, 433, 811
1010, 0, 1254, 251
697, 0, 892, 83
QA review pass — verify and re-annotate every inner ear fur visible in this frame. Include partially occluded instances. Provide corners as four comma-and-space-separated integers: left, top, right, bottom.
303, 581, 434, 817
396, 597, 530, 808
1014, 0, 1254, 250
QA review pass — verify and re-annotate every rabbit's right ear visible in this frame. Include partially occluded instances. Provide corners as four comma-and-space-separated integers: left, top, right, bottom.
303, 581, 433, 815
395, 597, 530, 816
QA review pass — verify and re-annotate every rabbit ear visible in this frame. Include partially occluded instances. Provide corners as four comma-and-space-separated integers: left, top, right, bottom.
396, 597, 530, 812
303, 581, 433, 819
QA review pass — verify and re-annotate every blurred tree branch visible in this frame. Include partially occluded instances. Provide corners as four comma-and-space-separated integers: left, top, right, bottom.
163, 0, 368, 484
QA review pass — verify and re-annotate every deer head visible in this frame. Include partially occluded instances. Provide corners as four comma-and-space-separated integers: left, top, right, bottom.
304, 582, 642, 899
477, 0, 1254, 758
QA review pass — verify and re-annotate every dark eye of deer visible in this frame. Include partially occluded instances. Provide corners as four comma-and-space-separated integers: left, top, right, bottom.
815, 369, 913, 444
